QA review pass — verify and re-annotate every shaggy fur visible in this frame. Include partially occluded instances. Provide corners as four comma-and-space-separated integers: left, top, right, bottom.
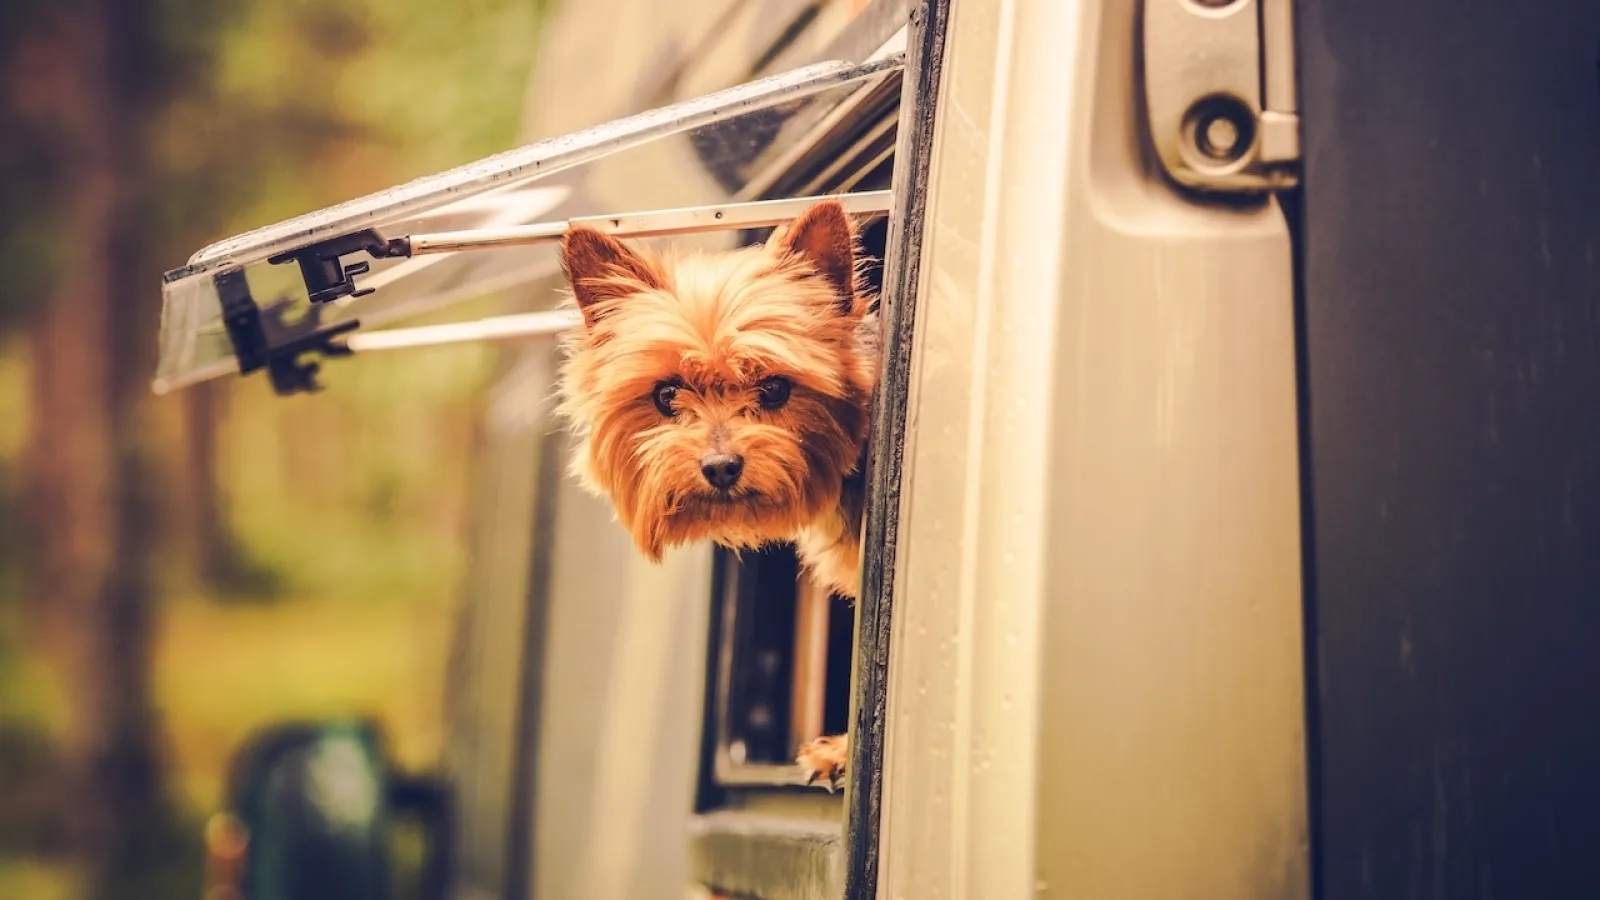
555, 200, 875, 787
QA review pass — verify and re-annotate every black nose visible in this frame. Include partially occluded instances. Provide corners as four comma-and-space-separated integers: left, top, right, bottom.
700, 452, 744, 490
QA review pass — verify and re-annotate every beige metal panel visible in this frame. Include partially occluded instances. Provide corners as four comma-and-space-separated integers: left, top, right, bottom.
520, 0, 866, 137
444, 348, 552, 893
877, 0, 1013, 890
519, 1, 889, 233
675, 0, 861, 99
881, 1, 1308, 899
518, 0, 747, 138
517, 5, 723, 899
759, 0, 903, 78
532, 459, 714, 900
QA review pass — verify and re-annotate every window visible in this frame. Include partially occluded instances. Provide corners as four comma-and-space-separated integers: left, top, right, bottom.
705, 216, 891, 790
682, 24, 917, 898
152, 52, 903, 396
696, 41, 899, 794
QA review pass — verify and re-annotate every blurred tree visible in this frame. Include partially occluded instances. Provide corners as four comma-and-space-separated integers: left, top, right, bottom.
2, 0, 542, 894
148, 2, 368, 602
6, 0, 170, 893
0, 0, 259, 893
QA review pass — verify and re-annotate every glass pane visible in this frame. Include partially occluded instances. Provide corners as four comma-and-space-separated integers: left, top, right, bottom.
154, 54, 903, 393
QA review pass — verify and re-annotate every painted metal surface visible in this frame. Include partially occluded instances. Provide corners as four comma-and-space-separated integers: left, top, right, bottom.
880, 0, 1308, 898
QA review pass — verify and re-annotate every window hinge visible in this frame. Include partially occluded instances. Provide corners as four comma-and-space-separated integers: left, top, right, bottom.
1143, 0, 1300, 194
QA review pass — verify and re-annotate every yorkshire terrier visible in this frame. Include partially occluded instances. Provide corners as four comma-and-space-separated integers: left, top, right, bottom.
556, 200, 876, 789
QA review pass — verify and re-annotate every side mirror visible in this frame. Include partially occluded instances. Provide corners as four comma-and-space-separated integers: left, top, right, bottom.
204, 718, 451, 900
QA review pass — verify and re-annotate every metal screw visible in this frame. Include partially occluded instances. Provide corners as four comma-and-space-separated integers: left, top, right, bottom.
1201, 115, 1242, 160
1181, 95, 1256, 170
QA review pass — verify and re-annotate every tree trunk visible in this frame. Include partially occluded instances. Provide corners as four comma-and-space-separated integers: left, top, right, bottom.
17, 3, 170, 894
184, 380, 255, 592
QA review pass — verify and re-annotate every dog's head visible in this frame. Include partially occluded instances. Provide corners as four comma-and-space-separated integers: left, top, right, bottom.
556, 200, 878, 559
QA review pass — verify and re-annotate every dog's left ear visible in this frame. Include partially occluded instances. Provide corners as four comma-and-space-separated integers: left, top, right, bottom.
774, 200, 856, 313
562, 226, 665, 328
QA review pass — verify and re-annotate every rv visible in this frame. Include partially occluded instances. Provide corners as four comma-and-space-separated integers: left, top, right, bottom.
162, 1, 1600, 898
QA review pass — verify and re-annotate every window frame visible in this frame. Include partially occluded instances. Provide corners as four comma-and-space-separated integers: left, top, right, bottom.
840, 2, 950, 896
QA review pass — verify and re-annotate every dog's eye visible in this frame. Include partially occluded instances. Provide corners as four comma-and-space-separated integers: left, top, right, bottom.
652, 382, 681, 417
756, 376, 792, 410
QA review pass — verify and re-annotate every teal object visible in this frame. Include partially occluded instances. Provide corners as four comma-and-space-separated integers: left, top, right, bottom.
226, 719, 392, 900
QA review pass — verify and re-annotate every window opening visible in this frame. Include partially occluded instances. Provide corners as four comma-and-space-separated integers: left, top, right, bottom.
705, 188, 891, 790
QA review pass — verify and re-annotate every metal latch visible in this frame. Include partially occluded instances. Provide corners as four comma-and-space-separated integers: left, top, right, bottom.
1143, 0, 1299, 193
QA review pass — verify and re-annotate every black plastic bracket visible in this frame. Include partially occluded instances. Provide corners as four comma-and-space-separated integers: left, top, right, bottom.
265, 228, 410, 305
216, 267, 359, 396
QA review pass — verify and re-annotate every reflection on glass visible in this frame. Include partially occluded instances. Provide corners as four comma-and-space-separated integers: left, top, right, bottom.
154, 55, 903, 394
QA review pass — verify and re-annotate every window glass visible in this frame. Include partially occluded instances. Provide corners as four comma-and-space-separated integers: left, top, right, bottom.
154, 55, 903, 393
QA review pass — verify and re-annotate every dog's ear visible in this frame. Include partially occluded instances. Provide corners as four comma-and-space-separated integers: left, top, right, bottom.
562, 226, 664, 327
774, 200, 855, 313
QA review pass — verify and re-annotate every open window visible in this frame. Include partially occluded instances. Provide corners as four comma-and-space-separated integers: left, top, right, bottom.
153, 50, 902, 395
677, 24, 913, 896
702, 96, 897, 791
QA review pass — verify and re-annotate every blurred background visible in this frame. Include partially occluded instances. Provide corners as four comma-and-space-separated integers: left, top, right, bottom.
0, 1, 548, 897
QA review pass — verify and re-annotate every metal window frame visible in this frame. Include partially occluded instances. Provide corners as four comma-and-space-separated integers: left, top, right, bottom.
843, 2, 951, 896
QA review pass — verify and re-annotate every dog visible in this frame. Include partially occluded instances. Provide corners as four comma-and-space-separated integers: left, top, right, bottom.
555, 199, 877, 789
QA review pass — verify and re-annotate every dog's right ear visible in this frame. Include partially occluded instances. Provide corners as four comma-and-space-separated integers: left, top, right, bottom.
771, 200, 856, 314
561, 226, 664, 327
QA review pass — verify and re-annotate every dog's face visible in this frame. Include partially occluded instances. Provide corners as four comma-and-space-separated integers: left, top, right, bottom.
557, 201, 878, 560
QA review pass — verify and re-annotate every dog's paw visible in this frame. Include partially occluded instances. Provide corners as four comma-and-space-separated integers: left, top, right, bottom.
797, 733, 850, 792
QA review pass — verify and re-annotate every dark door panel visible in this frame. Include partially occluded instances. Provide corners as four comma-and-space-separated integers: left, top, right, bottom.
1296, 3, 1600, 898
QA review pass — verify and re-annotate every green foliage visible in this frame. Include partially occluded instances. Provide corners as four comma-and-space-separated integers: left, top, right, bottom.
0, 5, 69, 328
0, 0, 550, 894
1, 0, 548, 609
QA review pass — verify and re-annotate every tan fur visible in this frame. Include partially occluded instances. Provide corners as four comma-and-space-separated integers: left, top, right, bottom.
555, 201, 875, 786
796, 733, 850, 792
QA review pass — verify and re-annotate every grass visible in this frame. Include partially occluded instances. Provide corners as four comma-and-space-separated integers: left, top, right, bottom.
0, 860, 82, 900
153, 592, 456, 812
